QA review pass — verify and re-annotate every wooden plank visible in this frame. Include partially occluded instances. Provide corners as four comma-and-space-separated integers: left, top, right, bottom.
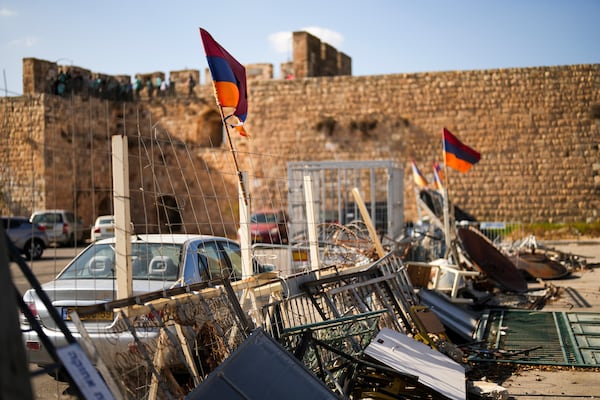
351, 188, 385, 258
174, 324, 201, 386
148, 330, 167, 400
70, 312, 125, 399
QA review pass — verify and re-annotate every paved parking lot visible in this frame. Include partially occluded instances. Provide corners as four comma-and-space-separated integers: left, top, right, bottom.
502, 239, 600, 399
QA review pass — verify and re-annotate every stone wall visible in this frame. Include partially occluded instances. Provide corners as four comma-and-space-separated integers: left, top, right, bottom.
242, 65, 600, 224
0, 96, 46, 217
0, 93, 239, 236
2, 59, 599, 234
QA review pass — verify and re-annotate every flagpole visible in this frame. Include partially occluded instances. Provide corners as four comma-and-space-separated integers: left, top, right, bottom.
200, 28, 250, 207
411, 160, 423, 221
217, 104, 252, 280
441, 129, 452, 258
217, 105, 249, 207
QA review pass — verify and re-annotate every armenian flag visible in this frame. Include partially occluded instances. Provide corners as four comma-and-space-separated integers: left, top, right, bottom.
411, 160, 428, 188
443, 128, 480, 172
433, 161, 444, 190
200, 28, 248, 136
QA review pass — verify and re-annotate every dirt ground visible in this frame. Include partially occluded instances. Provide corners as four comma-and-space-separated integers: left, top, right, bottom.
493, 239, 600, 400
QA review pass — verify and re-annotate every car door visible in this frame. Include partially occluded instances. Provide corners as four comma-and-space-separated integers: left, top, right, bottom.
7, 218, 27, 248
196, 240, 242, 283
218, 240, 243, 280
2, 218, 24, 248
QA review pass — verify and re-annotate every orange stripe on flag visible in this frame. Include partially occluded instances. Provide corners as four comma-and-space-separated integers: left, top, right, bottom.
444, 153, 475, 173
213, 81, 240, 108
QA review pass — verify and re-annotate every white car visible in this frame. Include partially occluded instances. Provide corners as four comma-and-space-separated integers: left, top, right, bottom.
90, 215, 115, 241
21, 234, 267, 371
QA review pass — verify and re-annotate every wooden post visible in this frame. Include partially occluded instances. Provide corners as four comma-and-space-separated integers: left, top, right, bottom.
351, 188, 386, 259
239, 172, 252, 279
112, 135, 133, 301
304, 175, 321, 274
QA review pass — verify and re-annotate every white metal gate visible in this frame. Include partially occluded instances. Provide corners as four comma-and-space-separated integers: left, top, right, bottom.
287, 160, 404, 242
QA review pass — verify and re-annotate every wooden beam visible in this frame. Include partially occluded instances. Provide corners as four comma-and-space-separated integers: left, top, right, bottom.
304, 175, 321, 273
351, 188, 386, 258
111, 135, 133, 301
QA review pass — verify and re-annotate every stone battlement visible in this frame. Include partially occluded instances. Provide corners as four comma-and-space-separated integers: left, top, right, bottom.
21, 31, 351, 100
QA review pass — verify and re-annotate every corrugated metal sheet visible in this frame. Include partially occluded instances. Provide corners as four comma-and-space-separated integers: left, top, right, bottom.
471, 310, 600, 367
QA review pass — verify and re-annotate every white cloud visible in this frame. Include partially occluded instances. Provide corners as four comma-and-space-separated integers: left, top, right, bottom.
9, 37, 38, 48
302, 26, 344, 48
0, 8, 17, 17
268, 31, 293, 54
268, 26, 344, 55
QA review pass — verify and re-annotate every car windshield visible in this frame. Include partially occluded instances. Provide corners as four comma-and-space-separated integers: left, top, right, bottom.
58, 242, 181, 281
251, 213, 279, 224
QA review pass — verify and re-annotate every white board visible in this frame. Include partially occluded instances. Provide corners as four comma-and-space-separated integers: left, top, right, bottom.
365, 327, 466, 400
56, 343, 114, 400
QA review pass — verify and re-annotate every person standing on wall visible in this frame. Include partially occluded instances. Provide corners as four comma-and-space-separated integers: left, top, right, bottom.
187, 74, 196, 97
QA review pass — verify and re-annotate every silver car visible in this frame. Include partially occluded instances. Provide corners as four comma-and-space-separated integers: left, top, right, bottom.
21, 234, 262, 370
1, 216, 49, 260
30, 209, 86, 246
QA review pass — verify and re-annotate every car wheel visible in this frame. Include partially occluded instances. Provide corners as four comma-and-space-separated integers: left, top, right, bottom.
24, 239, 44, 260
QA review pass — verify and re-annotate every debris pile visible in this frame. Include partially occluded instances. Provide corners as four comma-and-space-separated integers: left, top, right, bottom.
14, 216, 597, 399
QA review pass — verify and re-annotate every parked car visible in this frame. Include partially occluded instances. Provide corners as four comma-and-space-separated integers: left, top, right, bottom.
30, 210, 86, 246
1, 216, 49, 260
248, 209, 289, 244
90, 215, 115, 241
20, 234, 267, 370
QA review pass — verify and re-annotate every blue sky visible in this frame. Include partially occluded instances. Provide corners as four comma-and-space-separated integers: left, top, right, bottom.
1, 0, 598, 96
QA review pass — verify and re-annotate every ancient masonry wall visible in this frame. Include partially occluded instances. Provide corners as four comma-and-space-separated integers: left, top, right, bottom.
244, 65, 600, 224
1, 63, 599, 233
0, 93, 238, 236
0, 96, 46, 217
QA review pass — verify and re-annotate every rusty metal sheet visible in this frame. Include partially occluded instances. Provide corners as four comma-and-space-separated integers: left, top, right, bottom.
457, 227, 528, 293
509, 252, 570, 280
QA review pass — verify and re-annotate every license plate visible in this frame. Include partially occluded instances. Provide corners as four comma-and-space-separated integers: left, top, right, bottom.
292, 249, 309, 261
63, 308, 114, 321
